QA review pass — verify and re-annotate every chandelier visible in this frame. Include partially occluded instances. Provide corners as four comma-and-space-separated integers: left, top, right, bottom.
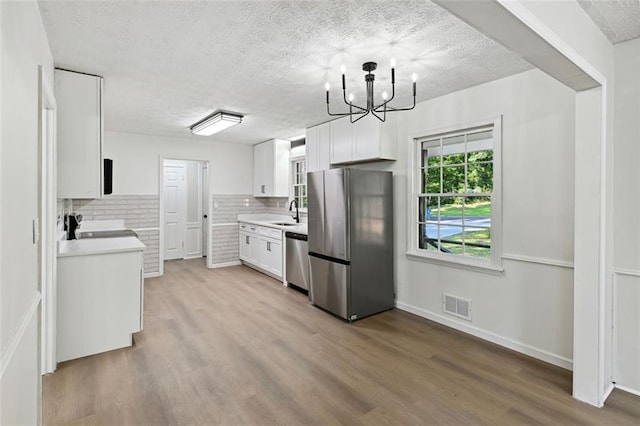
325, 60, 417, 123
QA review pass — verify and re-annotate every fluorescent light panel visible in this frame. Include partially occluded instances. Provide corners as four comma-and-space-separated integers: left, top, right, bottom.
191, 112, 243, 136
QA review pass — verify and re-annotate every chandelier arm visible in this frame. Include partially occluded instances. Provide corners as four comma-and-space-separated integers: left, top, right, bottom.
350, 110, 370, 123
328, 91, 367, 116
396, 94, 417, 111
344, 100, 368, 112
370, 109, 386, 122
386, 80, 396, 104
372, 80, 396, 111
374, 90, 416, 112
327, 109, 365, 117
327, 102, 367, 117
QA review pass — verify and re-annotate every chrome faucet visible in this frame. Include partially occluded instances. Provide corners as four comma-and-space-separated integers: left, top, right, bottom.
289, 199, 300, 223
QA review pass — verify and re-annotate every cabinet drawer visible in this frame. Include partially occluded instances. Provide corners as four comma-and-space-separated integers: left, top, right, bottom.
261, 228, 282, 240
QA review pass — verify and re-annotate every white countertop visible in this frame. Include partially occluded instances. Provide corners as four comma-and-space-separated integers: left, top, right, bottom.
238, 214, 307, 235
58, 237, 146, 257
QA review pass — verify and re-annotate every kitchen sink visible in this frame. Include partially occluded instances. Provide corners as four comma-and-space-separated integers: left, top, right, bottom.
272, 222, 298, 226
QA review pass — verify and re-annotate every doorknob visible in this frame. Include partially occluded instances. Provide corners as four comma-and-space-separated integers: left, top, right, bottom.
203, 214, 208, 218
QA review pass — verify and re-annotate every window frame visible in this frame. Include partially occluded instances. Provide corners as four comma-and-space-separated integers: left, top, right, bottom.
407, 116, 503, 274
290, 155, 307, 212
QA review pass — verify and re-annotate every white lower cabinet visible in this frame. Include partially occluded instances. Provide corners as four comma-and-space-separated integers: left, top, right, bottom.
57, 249, 144, 362
259, 237, 282, 277
239, 231, 259, 264
238, 223, 283, 280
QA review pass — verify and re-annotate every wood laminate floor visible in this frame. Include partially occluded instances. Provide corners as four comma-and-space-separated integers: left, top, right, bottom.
44, 258, 640, 425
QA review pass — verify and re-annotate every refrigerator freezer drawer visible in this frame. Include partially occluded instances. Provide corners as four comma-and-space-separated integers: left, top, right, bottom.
309, 254, 349, 320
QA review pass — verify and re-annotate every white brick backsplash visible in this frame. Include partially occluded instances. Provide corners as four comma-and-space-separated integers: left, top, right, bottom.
72, 194, 290, 270
209, 194, 291, 266
72, 195, 160, 274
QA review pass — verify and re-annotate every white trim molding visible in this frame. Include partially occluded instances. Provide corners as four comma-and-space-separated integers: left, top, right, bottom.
612, 268, 640, 278
615, 384, 640, 398
0, 292, 41, 379
501, 253, 574, 269
210, 260, 242, 269
396, 301, 573, 371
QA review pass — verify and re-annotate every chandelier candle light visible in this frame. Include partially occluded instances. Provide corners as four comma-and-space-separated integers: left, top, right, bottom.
325, 59, 417, 123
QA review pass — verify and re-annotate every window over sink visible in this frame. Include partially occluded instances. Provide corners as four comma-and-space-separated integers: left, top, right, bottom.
291, 157, 307, 210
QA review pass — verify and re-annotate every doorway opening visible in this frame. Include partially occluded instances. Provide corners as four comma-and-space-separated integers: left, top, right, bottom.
161, 159, 209, 263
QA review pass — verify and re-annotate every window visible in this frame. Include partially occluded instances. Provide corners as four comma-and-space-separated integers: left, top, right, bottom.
291, 158, 307, 209
410, 117, 501, 270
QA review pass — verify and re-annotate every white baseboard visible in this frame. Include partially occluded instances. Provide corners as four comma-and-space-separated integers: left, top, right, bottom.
209, 260, 242, 269
615, 383, 640, 398
144, 271, 161, 278
395, 301, 573, 371
603, 382, 616, 403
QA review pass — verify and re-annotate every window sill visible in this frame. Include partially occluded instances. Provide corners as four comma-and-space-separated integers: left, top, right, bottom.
406, 251, 504, 275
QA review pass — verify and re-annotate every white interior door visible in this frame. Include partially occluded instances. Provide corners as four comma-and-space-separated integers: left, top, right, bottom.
163, 164, 186, 260
184, 162, 202, 259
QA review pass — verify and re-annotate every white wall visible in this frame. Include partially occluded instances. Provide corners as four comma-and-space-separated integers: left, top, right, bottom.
103, 131, 253, 195
612, 37, 640, 395
0, 1, 54, 423
359, 69, 577, 368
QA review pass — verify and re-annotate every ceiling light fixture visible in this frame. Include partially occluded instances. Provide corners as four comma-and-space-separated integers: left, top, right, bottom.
190, 111, 243, 136
325, 60, 416, 123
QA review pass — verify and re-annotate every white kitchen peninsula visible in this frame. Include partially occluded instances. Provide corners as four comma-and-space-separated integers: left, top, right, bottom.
57, 237, 145, 362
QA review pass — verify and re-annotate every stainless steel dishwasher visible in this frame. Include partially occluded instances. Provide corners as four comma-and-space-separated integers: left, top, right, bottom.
285, 232, 309, 291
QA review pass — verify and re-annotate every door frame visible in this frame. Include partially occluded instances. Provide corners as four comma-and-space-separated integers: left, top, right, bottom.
158, 156, 211, 274
39, 67, 57, 376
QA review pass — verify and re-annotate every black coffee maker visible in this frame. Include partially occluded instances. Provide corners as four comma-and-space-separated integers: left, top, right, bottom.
64, 213, 83, 240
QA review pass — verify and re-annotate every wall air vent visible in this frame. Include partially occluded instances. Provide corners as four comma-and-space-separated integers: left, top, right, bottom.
443, 293, 472, 321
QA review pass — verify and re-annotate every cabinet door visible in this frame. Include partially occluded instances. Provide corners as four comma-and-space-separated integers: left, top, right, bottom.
353, 118, 381, 161
259, 237, 282, 276
248, 234, 260, 264
239, 231, 250, 260
258, 238, 270, 270
253, 142, 268, 196
55, 69, 103, 199
330, 118, 353, 164
306, 126, 319, 172
268, 239, 282, 276
318, 122, 332, 170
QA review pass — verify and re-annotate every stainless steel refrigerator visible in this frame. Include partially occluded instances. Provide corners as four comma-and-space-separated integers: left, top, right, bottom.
307, 168, 394, 321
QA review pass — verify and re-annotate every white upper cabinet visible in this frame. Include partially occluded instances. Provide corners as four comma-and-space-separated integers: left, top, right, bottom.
253, 139, 290, 197
329, 114, 397, 165
55, 69, 104, 199
306, 121, 331, 172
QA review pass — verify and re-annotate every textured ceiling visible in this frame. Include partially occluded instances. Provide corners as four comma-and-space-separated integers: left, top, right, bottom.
579, 0, 640, 44
38, 1, 533, 145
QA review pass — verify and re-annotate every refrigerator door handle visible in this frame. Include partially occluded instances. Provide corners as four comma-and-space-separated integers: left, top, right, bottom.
308, 251, 351, 266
